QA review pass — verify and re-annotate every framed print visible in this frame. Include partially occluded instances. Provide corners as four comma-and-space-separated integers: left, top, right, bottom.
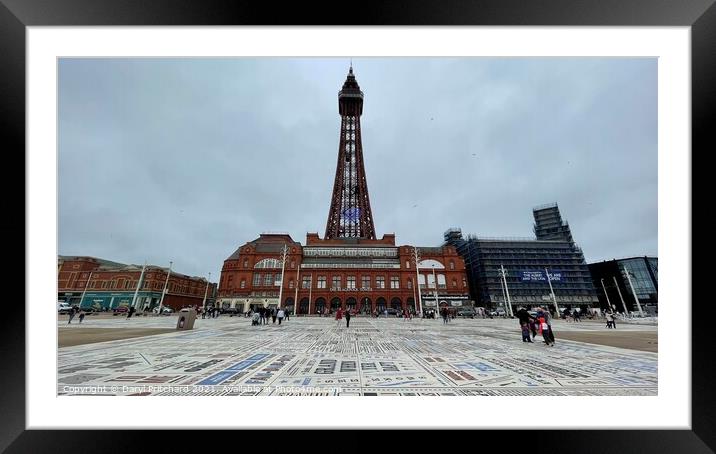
4, 0, 712, 451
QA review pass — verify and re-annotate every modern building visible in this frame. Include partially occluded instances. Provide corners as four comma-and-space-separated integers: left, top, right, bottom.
588, 256, 658, 315
217, 67, 470, 314
58, 256, 217, 311
444, 203, 599, 314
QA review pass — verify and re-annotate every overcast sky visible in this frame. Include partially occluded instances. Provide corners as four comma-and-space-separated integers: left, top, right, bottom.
58, 57, 657, 281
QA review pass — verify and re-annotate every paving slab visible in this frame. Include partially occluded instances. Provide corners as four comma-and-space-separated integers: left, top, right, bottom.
57, 316, 657, 396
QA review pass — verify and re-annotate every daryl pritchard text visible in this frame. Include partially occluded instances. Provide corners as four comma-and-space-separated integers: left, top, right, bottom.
61, 385, 341, 394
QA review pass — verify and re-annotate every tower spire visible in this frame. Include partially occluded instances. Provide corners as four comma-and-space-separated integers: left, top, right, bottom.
325, 68, 376, 239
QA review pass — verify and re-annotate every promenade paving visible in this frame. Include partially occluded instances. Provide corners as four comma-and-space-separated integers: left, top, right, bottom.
57, 315, 657, 396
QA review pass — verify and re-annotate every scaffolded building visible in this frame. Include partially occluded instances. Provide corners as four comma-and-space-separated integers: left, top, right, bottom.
444, 203, 598, 314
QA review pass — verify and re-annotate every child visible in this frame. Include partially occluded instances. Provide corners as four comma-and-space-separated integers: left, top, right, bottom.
521, 323, 533, 343
529, 318, 537, 339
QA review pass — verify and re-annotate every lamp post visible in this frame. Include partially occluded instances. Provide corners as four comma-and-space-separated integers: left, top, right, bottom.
277, 244, 288, 309
544, 267, 559, 318
600, 278, 614, 312
413, 246, 423, 317
201, 272, 211, 312
158, 261, 172, 315
624, 270, 644, 317
613, 275, 629, 316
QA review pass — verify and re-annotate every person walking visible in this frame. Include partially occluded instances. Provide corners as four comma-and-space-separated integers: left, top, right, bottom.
285, 309, 290, 322
78, 309, 86, 324
515, 307, 536, 342
537, 307, 555, 346
68, 306, 76, 324
277, 308, 285, 325
127, 306, 135, 319
345, 309, 351, 328
271, 307, 277, 324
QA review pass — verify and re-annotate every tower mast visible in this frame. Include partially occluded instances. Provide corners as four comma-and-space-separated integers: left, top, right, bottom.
325, 66, 376, 239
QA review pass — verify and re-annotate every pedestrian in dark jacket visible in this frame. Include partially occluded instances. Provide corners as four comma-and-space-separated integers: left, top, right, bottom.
345, 310, 351, 328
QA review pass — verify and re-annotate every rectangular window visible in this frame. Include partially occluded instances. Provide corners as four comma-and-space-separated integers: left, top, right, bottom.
332, 276, 341, 289
289, 280, 294, 289
318, 276, 327, 289
405, 261, 410, 269
376, 276, 385, 289
407, 279, 413, 289
390, 276, 400, 289
438, 274, 447, 289
361, 276, 370, 289
419, 274, 426, 289
264, 274, 273, 286
347, 276, 356, 289
243, 259, 249, 268
253, 274, 261, 286
302, 276, 311, 289
427, 274, 436, 289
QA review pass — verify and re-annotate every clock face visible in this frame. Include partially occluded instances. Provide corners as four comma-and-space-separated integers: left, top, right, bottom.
342, 207, 360, 222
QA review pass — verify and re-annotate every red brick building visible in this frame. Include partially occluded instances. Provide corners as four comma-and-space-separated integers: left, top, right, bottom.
217, 233, 469, 315
58, 256, 217, 311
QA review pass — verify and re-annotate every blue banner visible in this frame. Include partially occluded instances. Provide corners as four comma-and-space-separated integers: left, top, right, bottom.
520, 270, 563, 282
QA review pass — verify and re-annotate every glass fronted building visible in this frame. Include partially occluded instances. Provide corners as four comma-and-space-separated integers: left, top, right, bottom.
588, 256, 658, 315
444, 203, 598, 314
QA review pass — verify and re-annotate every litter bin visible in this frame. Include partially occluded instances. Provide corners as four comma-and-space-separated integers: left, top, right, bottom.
176, 308, 197, 330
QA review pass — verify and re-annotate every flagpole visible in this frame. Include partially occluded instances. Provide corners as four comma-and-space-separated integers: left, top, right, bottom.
201, 272, 211, 311
158, 261, 172, 315
545, 267, 559, 317
294, 258, 300, 314
79, 271, 93, 308
131, 261, 147, 310
277, 244, 288, 309
413, 247, 423, 317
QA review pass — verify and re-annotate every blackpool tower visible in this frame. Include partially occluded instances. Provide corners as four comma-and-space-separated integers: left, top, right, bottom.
324, 67, 376, 240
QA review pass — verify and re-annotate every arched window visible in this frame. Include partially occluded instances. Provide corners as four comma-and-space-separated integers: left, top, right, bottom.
254, 258, 282, 269
331, 297, 342, 310
315, 297, 326, 314
417, 259, 445, 269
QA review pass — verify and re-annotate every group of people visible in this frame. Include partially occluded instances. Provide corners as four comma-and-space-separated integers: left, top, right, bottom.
66, 306, 86, 324
562, 308, 582, 322
201, 307, 222, 319
515, 306, 555, 346
605, 312, 618, 329
440, 307, 453, 324
249, 306, 289, 326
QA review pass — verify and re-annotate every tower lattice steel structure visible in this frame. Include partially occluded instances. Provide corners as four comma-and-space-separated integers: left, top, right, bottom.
325, 67, 376, 239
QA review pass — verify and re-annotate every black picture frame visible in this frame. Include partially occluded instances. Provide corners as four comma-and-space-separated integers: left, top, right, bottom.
3, 0, 710, 451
